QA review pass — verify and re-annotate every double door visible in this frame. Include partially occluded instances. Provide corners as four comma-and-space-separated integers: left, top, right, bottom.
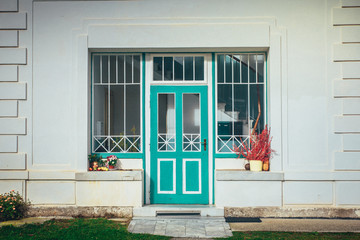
150, 85, 209, 204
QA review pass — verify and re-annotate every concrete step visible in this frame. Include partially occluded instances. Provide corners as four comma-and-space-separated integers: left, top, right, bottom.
133, 205, 224, 217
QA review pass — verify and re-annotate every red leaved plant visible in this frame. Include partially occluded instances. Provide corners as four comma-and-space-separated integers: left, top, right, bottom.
233, 125, 274, 162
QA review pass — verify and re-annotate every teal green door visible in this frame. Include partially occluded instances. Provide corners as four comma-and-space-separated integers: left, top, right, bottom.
150, 85, 209, 204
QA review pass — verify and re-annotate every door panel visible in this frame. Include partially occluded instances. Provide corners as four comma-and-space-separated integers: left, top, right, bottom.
150, 86, 208, 204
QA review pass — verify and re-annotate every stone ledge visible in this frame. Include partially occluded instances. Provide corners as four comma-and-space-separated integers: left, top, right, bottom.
216, 170, 284, 181
28, 206, 132, 218
225, 207, 360, 219
75, 170, 143, 181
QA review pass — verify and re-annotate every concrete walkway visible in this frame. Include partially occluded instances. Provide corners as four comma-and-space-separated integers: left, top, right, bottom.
128, 217, 233, 238
230, 218, 360, 232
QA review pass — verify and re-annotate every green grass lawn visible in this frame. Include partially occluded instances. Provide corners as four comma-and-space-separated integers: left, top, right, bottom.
0, 218, 169, 240
0, 218, 359, 240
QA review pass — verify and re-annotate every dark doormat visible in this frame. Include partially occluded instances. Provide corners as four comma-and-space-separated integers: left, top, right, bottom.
225, 217, 262, 223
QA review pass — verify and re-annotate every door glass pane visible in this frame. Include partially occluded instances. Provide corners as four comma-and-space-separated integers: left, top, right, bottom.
158, 94, 175, 151
153, 57, 163, 81
183, 94, 200, 152
174, 57, 183, 80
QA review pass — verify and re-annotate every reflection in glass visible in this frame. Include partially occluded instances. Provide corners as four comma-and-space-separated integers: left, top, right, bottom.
126, 55, 132, 83
153, 57, 162, 81
250, 84, 264, 134
102, 56, 108, 83
257, 54, 264, 83
93, 56, 100, 83
94, 85, 108, 135
109, 85, 124, 135
158, 94, 175, 151
174, 57, 183, 80
118, 55, 124, 83
233, 55, 240, 83
110, 56, 116, 83
217, 54, 224, 83
241, 54, 248, 83
184, 57, 193, 81
225, 55, 232, 83
195, 57, 204, 80
183, 94, 200, 151
134, 55, 140, 83
164, 57, 173, 81
249, 55, 256, 83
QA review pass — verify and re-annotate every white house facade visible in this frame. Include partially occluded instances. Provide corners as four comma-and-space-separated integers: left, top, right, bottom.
0, 0, 360, 218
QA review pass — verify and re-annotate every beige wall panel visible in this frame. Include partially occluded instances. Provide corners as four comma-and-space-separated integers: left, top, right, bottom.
342, 26, 360, 43
0, 101, 17, 116
0, 135, 17, 152
343, 134, 360, 151
333, 44, 360, 61
342, 0, 360, 7
342, 63, 360, 79
334, 80, 360, 97
0, 12, 26, 29
343, 98, 360, 114
336, 182, 360, 205
0, 31, 18, 47
334, 116, 360, 133
0, 181, 24, 196
0, 66, 17, 82
284, 182, 333, 205
0, 48, 26, 64
0, 0, 18, 12
334, 152, 360, 170
76, 181, 142, 207
333, 8, 360, 25
27, 181, 75, 205
0, 118, 26, 134
0, 171, 27, 179
0, 82, 26, 100
0, 153, 25, 170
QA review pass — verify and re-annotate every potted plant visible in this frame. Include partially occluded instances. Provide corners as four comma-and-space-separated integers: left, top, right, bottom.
233, 125, 274, 172
88, 154, 102, 171
105, 155, 118, 170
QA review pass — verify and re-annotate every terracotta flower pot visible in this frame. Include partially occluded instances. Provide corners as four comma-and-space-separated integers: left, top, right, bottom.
109, 165, 115, 170
249, 160, 263, 172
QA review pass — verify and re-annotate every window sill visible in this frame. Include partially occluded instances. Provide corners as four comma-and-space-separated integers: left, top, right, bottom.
216, 169, 284, 181
76, 170, 143, 181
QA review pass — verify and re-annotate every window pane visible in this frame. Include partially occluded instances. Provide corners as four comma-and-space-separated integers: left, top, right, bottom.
94, 85, 108, 135
134, 55, 141, 84
164, 57, 173, 81
102, 56, 108, 83
126, 55, 133, 83
93, 55, 100, 83
249, 55, 256, 83
174, 57, 183, 80
153, 57, 162, 81
233, 55, 240, 83
126, 85, 140, 135
109, 85, 124, 135
183, 94, 200, 134
184, 56, 193, 81
195, 56, 204, 81
118, 55, 124, 83
241, 54, 248, 83
250, 84, 264, 134
225, 55, 232, 83
217, 54, 224, 83
234, 84, 249, 136
158, 94, 175, 151
257, 54, 264, 83
110, 56, 116, 83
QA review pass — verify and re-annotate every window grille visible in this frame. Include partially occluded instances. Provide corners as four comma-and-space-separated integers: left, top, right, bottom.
216, 54, 266, 153
92, 54, 142, 153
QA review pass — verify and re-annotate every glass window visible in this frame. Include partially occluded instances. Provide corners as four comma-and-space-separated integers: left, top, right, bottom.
92, 54, 142, 153
216, 53, 266, 153
153, 55, 205, 82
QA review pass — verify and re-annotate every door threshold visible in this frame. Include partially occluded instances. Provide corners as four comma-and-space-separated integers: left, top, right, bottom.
133, 204, 224, 217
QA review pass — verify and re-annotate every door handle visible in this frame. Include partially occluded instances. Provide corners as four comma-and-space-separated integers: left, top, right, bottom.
200, 139, 207, 151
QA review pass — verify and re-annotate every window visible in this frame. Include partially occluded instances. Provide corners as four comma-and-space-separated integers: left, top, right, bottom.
153, 55, 205, 82
92, 54, 142, 153
216, 54, 266, 153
